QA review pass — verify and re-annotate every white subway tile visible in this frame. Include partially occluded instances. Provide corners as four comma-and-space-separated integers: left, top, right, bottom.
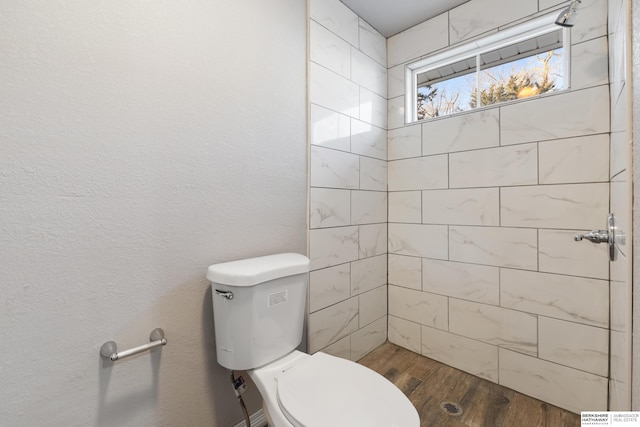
389, 285, 448, 329
539, 134, 609, 184
539, 0, 564, 9
310, 145, 359, 189
388, 254, 422, 290
358, 19, 386, 66
351, 48, 387, 98
422, 258, 499, 305
501, 183, 609, 229
608, 0, 625, 37
538, 229, 608, 279
539, 317, 608, 377
610, 330, 628, 384
310, 20, 351, 79
388, 124, 422, 160
608, 1, 627, 83
499, 348, 608, 413
423, 188, 499, 226
571, 36, 609, 90
309, 263, 351, 313
388, 64, 406, 100
387, 13, 449, 67
609, 180, 632, 280
351, 316, 387, 361
570, 0, 608, 45
309, 297, 359, 353
449, 226, 538, 270
500, 269, 608, 328
449, 299, 537, 356
359, 157, 387, 191
310, 104, 351, 152
421, 326, 499, 382
610, 131, 630, 181
500, 86, 610, 145
611, 82, 628, 133
609, 378, 631, 412
388, 155, 448, 191
612, 217, 630, 294
351, 254, 387, 296
358, 223, 387, 259
309, 0, 359, 47
351, 190, 387, 225
610, 181, 632, 286
449, 144, 537, 188
320, 335, 351, 360
387, 96, 405, 130
610, 279, 628, 333
309, 226, 359, 270
388, 316, 422, 354
309, 188, 351, 229
610, 270, 631, 328
449, 0, 537, 44
310, 62, 360, 118
389, 223, 448, 259
351, 119, 386, 160
360, 87, 388, 129
358, 285, 387, 327
610, 78, 626, 120
389, 191, 421, 223
422, 109, 499, 155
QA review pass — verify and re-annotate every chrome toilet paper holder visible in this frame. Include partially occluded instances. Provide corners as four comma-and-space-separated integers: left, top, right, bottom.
100, 328, 167, 362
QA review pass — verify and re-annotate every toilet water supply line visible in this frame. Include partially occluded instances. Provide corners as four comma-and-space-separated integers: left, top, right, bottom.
230, 370, 251, 427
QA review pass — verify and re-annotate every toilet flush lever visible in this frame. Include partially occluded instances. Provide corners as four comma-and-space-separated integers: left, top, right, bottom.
215, 289, 234, 300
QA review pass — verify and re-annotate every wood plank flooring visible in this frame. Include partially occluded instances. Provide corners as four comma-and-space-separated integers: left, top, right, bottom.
358, 342, 580, 427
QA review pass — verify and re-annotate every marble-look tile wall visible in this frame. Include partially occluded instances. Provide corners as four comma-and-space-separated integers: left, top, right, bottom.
387, 0, 615, 413
308, 0, 388, 361
607, 0, 632, 411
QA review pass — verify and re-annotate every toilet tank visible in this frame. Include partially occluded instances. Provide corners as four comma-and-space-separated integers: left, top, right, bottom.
207, 253, 310, 370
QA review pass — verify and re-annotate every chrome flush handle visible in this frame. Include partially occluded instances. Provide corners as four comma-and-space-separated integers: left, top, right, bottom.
215, 289, 234, 300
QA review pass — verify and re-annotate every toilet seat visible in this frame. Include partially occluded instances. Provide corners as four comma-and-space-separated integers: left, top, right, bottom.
276, 352, 419, 427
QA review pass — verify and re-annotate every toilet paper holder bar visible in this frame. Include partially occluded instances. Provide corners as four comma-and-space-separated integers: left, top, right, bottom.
100, 328, 167, 362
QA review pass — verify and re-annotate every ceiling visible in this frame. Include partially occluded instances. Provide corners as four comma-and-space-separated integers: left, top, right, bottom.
339, 0, 471, 37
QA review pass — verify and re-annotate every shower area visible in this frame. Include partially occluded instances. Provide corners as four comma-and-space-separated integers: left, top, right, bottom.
307, 0, 633, 414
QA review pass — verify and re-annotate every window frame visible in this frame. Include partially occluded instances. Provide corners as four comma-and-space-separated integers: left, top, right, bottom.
405, 13, 572, 123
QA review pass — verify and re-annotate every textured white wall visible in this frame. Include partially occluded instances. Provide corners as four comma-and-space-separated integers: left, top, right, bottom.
0, 1, 307, 426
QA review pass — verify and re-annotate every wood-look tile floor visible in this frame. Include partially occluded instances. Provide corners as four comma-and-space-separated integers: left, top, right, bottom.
358, 342, 580, 427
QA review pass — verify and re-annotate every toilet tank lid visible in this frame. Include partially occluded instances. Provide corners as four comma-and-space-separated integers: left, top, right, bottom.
207, 253, 310, 286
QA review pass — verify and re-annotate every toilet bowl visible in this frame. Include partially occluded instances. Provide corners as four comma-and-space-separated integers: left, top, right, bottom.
248, 350, 419, 427
208, 253, 419, 427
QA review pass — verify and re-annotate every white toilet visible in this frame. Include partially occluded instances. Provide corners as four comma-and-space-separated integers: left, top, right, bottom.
208, 253, 419, 427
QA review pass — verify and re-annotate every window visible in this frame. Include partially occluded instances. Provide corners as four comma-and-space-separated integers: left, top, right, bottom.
406, 14, 570, 122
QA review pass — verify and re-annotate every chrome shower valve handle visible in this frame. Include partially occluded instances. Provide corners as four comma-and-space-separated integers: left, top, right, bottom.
574, 213, 616, 261
574, 229, 609, 243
